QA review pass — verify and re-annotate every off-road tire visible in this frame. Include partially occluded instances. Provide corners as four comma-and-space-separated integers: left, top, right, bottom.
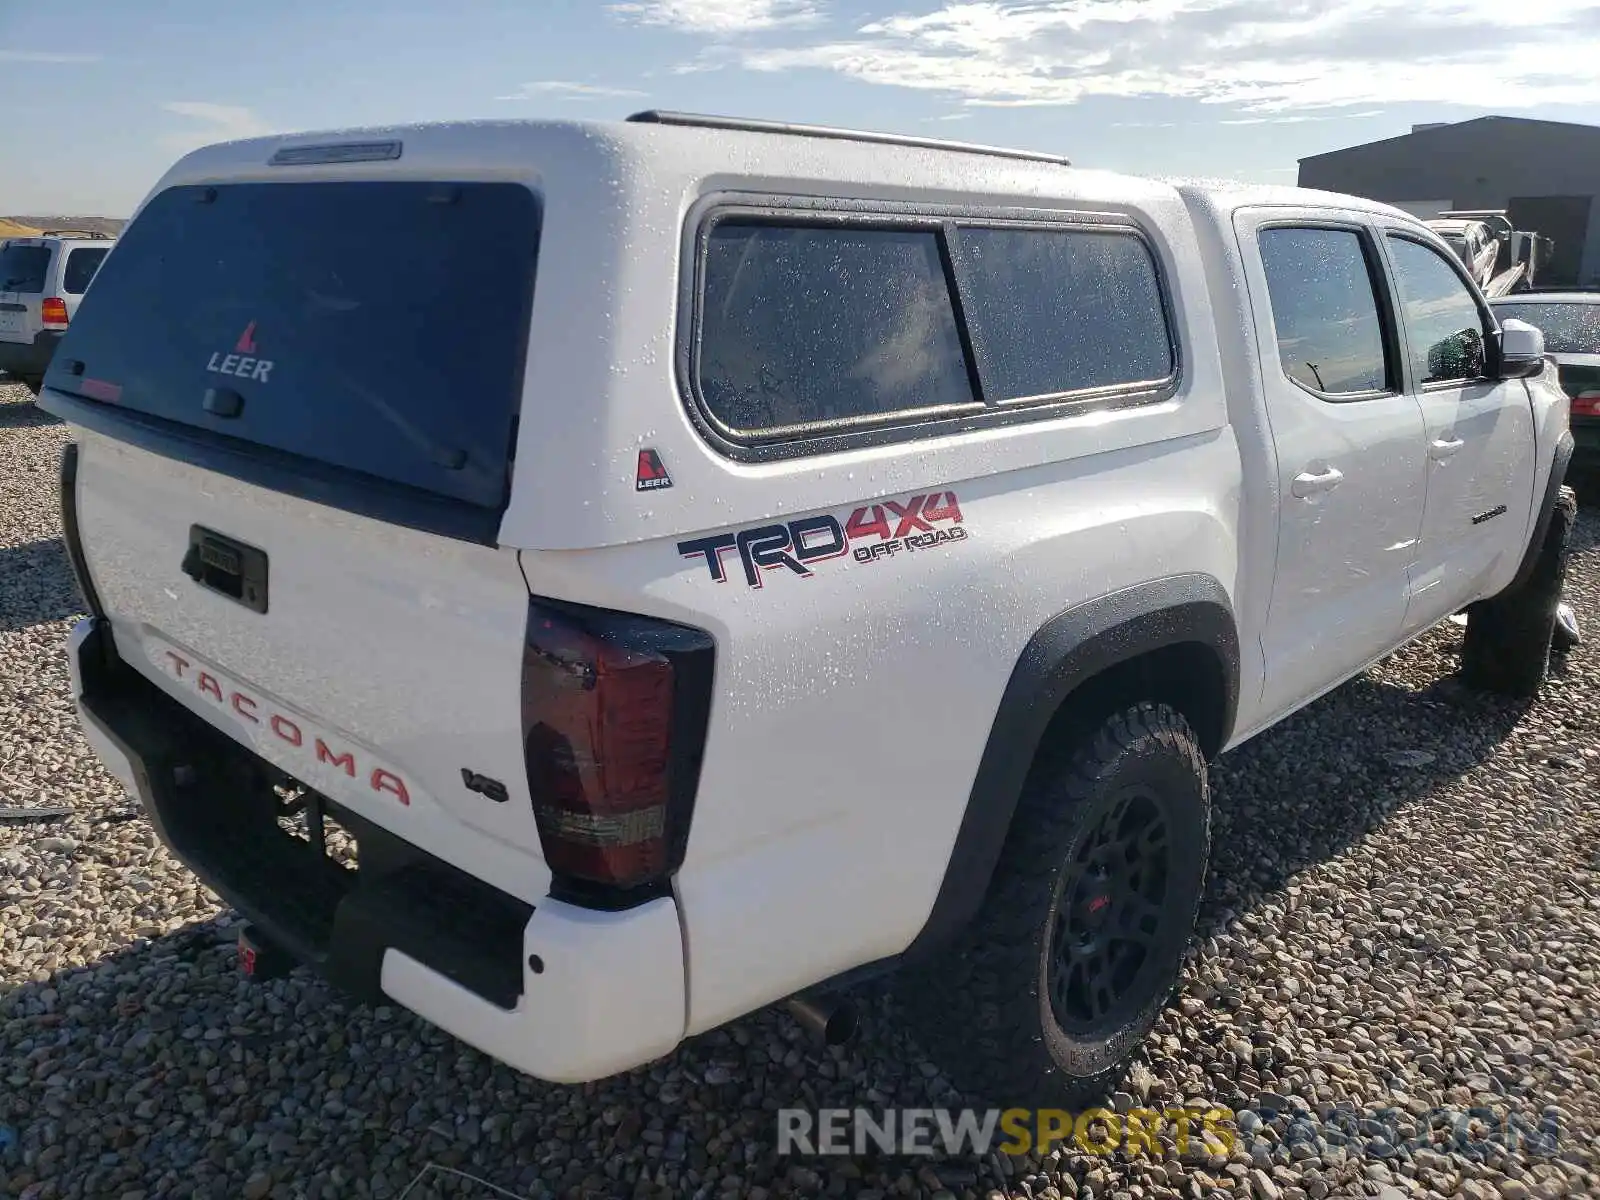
1462, 484, 1577, 697
899, 703, 1210, 1105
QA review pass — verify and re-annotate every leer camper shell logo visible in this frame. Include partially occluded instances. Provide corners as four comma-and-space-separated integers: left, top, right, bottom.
206, 320, 274, 383
636, 448, 673, 491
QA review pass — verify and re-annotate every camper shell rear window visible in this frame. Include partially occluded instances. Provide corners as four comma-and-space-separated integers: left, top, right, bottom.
46, 180, 540, 511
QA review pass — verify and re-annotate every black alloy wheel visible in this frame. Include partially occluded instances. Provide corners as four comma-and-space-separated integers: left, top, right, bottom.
1047, 785, 1172, 1035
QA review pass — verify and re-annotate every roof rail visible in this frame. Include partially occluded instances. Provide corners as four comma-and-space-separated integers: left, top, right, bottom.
625, 109, 1073, 167
38, 229, 112, 240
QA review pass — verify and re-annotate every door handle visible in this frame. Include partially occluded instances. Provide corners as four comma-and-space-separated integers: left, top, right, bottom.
1291, 465, 1345, 497
1429, 435, 1465, 460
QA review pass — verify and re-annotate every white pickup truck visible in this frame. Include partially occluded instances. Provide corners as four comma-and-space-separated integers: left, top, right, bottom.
43, 113, 1575, 1103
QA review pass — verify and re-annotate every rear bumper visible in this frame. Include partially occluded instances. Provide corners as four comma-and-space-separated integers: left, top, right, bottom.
0, 331, 60, 379
66, 618, 687, 1083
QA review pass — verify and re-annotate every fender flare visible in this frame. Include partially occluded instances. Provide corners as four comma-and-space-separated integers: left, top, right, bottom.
1505, 430, 1574, 596
902, 573, 1239, 961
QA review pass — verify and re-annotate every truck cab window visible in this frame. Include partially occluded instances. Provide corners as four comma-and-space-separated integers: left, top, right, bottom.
1386, 235, 1490, 385
1258, 226, 1390, 397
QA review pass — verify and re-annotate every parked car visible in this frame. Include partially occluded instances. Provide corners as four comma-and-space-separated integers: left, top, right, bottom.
1428, 218, 1499, 289
43, 114, 1574, 1103
0, 231, 115, 393
1491, 292, 1600, 464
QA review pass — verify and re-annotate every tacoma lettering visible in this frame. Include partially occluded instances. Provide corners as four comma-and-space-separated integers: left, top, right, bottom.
154, 647, 413, 807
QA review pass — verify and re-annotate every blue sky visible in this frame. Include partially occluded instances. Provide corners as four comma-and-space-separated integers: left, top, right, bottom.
5, 0, 1600, 216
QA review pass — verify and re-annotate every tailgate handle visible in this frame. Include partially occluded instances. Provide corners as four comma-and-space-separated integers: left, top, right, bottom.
203, 387, 246, 418
181, 526, 269, 614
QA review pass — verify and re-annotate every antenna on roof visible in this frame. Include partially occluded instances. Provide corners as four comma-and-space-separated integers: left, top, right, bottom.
626, 110, 1072, 167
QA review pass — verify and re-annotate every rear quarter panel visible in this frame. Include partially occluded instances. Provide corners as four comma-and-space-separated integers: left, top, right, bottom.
521, 433, 1241, 1033
511, 136, 1244, 1031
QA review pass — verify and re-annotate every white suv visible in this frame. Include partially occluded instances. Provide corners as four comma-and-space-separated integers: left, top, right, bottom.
44, 113, 1575, 1102
0, 231, 115, 393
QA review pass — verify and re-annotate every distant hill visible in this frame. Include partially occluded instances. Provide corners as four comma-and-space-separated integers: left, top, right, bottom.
2, 216, 126, 238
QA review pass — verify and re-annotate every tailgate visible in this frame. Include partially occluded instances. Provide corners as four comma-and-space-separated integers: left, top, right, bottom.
74, 433, 549, 892
0, 295, 32, 342
42, 175, 549, 898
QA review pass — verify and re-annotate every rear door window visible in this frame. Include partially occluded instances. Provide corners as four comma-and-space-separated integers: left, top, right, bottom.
61, 247, 110, 295
0, 244, 51, 294
1257, 227, 1392, 396
48, 181, 539, 510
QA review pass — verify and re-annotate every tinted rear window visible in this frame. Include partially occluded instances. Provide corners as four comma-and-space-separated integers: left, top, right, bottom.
0, 245, 51, 294
1492, 301, 1600, 355
61, 247, 110, 295
951, 226, 1173, 401
48, 181, 539, 509
1258, 227, 1391, 396
698, 222, 975, 436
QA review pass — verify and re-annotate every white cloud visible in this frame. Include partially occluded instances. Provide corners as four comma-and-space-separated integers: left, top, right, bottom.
498, 81, 648, 101
0, 49, 102, 63
1218, 109, 1387, 125
159, 102, 273, 153
610, 0, 824, 34
733, 0, 1600, 112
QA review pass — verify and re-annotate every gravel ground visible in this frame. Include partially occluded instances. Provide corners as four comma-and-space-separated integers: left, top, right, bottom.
3, 377, 1600, 1199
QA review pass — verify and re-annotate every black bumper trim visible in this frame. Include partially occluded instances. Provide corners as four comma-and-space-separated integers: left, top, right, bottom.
76, 621, 533, 1009
0, 331, 60, 378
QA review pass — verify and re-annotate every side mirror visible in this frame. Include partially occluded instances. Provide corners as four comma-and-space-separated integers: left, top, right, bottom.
1427, 326, 1484, 381
1498, 318, 1546, 379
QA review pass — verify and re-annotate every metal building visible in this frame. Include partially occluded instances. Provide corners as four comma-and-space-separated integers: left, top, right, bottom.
1298, 116, 1600, 288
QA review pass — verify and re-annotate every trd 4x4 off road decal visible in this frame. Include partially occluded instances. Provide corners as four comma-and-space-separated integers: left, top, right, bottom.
678, 491, 967, 588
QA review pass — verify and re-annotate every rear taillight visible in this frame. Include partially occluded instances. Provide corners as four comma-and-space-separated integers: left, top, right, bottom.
41, 297, 69, 327
522, 598, 714, 898
1572, 392, 1600, 418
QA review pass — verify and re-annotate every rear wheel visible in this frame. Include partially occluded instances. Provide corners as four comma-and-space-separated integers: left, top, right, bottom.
900, 703, 1209, 1104
1462, 484, 1576, 697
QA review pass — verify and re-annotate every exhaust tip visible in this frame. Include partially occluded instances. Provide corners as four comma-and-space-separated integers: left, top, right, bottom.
784, 993, 859, 1046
